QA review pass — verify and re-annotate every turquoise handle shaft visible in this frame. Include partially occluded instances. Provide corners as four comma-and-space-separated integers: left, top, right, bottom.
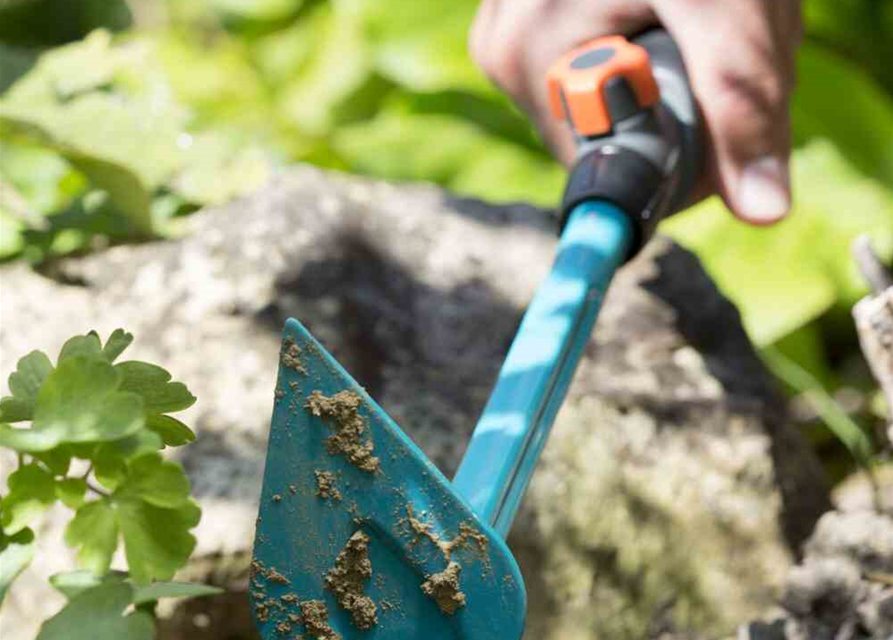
452, 200, 633, 537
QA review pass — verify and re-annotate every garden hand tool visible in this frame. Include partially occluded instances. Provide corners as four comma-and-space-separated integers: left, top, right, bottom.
251, 28, 702, 640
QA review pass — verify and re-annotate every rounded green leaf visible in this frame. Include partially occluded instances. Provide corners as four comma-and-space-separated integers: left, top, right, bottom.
36, 582, 154, 640
115, 453, 190, 509
118, 499, 200, 584
115, 361, 196, 415
1, 463, 57, 534
0, 350, 53, 423
64, 499, 118, 575
0, 527, 35, 605
145, 414, 195, 447
0, 356, 145, 452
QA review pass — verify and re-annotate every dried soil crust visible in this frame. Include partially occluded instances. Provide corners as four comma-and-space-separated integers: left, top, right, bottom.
281, 337, 307, 374
421, 561, 466, 615
314, 470, 342, 501
300, 600, 341, 640
325, 531, 378, 630
305, 390, 380, 473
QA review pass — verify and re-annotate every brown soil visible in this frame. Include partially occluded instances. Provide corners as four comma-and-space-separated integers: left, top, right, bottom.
305, 390, 380, 473
281, 337, 307, 374
314, 470, 342, 502
324, 531, 378, 630
300, 600, 341, 640
404, 506, 489, 615
421, 562, 466, 615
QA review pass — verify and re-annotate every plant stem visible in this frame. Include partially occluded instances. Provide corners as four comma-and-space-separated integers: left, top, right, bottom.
82, 463, 94, 480
86, 481, 111, 498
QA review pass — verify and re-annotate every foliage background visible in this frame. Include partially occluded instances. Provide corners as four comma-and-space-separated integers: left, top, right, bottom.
1, 0, 892, 478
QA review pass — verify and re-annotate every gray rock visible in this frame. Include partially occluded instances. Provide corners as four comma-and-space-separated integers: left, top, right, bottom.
0, 167, 832, 640
757, 510, 893, 640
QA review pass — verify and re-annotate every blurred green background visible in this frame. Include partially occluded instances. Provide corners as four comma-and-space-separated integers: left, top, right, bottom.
0, 0, 891, 480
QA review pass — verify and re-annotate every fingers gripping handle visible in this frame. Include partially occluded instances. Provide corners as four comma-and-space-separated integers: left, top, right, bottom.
549, 29, 704, 258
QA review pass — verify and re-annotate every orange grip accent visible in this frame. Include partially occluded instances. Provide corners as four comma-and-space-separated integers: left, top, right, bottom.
547, 35, 659, 137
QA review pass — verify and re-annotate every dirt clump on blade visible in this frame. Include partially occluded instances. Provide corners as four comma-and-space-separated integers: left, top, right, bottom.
314, 470, 342, 501
300, 600, 341, 640
281, 337, 307, 374
421, 561, 466, 615
305, 390, 380, 473
325, 531, 378, 630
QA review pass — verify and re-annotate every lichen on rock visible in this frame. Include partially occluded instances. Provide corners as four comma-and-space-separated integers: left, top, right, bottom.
305, 390, 380, 473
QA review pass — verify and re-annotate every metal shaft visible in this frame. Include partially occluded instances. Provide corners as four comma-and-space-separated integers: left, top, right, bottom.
452, 200, 633, 537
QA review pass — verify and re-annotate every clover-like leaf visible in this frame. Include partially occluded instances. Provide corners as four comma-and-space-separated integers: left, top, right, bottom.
1, 464, 57, 534
0, 350, 53, 422
145, 414, 195, 446
115, 453, 190, 509
0, 356, 144, 452
33, 447, 73, 476
65, 500, 118, 575
36, 581, 154, 640
102, 329, 134, 363
118, 499, 201, 584
58, 332, 103, 363
56, 478, 88, 510
0, 527, 35, 605
115, 361, 196, 415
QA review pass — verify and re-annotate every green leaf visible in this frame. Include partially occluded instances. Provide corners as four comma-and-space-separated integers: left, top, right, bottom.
0, 350, 53, 422
132, 581, 223, 604
36, 582, 154, 640
662, 140, 893, 345
0, 31, 191, 235
50, 570, 127, 600
792, 42, 893, 185
115, 453, 191, 509
102, 329, 134, 363
56, 478, 88, 510
58, 332, 103, 362
33, 447, 73, 476
0, 527, 35, 605
0, 356, 144, 452
49, 572, 221, 605
145, 414, 195, 447
115, 361, 196, 415
95, 430, 163, 466
1, 464, 57, 534
118, 499, 200, 584
762, 347, 874, 467
64, 500, 118, 575
212, 0, 302, 23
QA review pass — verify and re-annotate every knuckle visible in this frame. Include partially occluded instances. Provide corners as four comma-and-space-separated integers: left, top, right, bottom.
714, 66, 788, 117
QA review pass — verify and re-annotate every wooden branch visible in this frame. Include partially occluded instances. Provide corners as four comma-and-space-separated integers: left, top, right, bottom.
852, 236, 893, 443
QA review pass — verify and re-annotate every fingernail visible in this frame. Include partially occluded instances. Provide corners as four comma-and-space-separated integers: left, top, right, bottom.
736, 156, 790, 224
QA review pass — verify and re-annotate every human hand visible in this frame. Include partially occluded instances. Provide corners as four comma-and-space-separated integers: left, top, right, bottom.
470, 0, 802, 224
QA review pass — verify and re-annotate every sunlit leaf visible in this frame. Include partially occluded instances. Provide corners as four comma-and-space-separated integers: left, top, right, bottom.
1, 464, 56, 534
36, 581, 154, 640
0, 349, 53, 422
0, 527, 35, 605
64, 499, 118, 575
663, 140, 893, 346
0, 356, 144, 452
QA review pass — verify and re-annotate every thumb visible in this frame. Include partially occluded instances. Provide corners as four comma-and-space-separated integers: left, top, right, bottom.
657, 0, 799, 225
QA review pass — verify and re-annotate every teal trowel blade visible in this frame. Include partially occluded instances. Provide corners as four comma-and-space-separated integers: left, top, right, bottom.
251, 318, 526, 640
